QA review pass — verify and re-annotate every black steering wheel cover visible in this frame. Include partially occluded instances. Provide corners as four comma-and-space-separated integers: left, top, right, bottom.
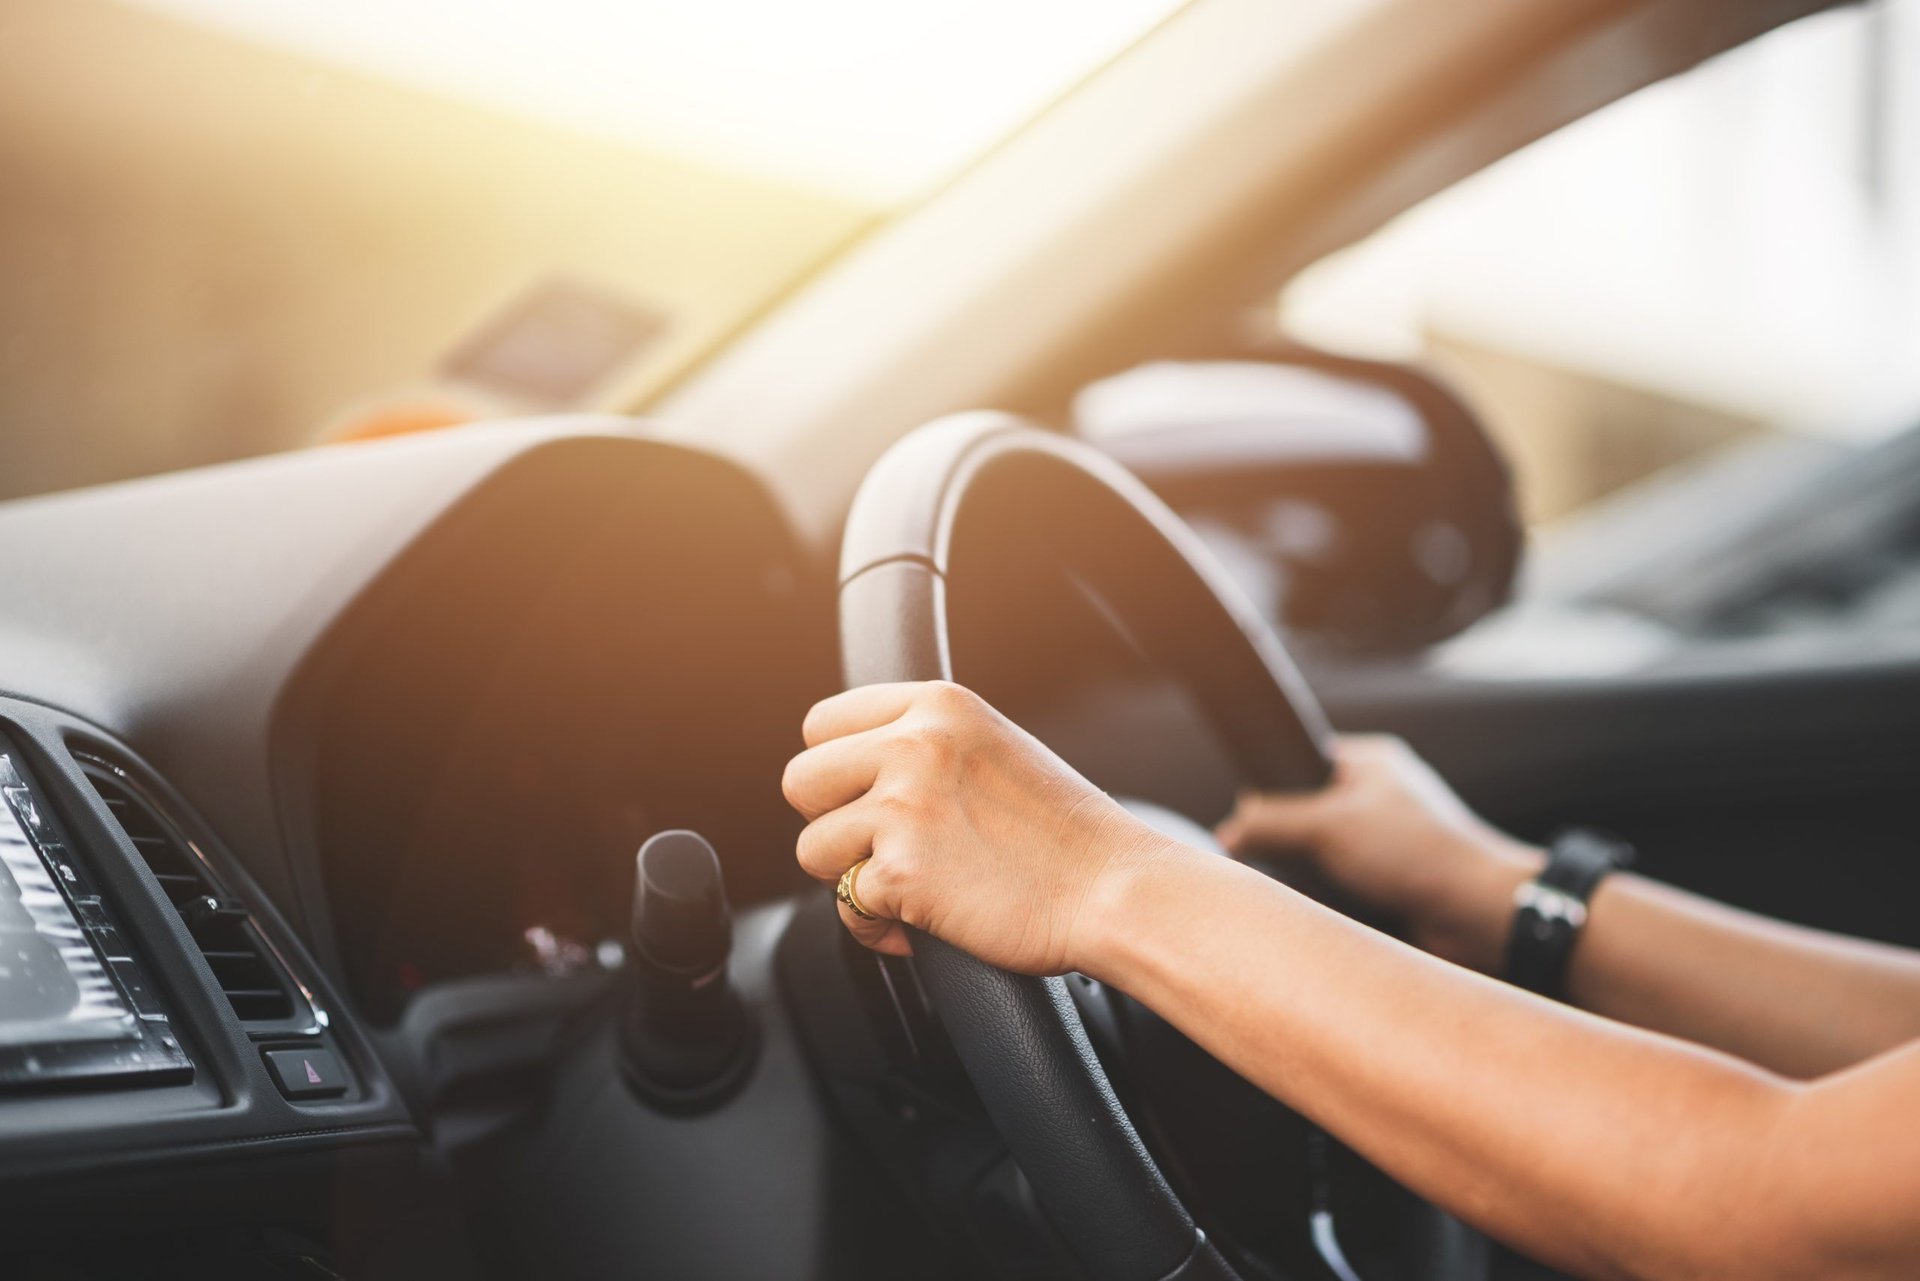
840, 412, 1334, 793
838, 414, 1335, 1280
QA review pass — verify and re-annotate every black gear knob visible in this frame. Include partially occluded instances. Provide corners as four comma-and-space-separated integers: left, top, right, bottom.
620, 830, 754, 1110
631, 829, 731, 975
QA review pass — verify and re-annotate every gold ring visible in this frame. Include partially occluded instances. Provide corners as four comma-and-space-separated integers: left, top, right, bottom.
836, 859, 880, 921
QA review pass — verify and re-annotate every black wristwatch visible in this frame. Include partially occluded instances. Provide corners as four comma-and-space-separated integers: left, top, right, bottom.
1504, 829, 1632, 1001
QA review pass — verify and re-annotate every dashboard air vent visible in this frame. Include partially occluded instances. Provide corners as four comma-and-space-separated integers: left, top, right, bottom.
82, 766, 296, 1025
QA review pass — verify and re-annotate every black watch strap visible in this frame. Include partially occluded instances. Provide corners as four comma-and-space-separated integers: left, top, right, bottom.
1504, 829, 1631, 1000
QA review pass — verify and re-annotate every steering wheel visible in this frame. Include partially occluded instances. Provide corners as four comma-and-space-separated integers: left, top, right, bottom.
838, 412, 1338, 1281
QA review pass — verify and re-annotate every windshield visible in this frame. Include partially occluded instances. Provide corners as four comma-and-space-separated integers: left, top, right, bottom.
1281, 2, 1920, 529
1, 0, 1187, 501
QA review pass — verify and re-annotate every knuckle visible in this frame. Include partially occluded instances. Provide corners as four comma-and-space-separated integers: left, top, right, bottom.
914, 719, 962, 761
861, 851, 911, 904
856, 853, 891, 894
887, 719, 954, 770
1340, 736, 1400, 773
780, 757, 811, 810
920, 680, 978, 716
795, 821, 836, 876
871, 783, 919, 822
787, 770, 837, 820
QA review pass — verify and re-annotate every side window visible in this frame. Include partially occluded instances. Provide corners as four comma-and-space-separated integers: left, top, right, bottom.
1279, 2, 1920, 530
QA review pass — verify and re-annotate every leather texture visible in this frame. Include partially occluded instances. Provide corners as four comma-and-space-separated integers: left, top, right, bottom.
838, 414, 1340, 1279
841, 414, 1332, 790
913, 934, 1203, 1281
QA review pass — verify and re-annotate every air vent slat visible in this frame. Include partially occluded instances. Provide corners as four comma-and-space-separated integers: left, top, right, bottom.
130, 836, 195, 877
227, 991, 294, 1022
82, 767, 296, 1026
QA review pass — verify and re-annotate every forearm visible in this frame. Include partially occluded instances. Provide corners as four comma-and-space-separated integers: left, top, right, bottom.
1088, 843, 1811, 1281
788, 691, 1920, 1278
1568, 876, 1920, 1078
1418, 842, 1920, 1078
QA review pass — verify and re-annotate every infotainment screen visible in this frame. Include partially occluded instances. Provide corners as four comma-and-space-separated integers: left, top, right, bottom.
0, 795, 136, 1047
0, 749, 191, 1087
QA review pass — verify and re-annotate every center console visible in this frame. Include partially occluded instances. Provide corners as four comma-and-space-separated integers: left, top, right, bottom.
0, 696, 430, 1273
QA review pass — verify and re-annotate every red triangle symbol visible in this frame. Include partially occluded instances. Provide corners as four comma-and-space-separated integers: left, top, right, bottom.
304, 1059, 322, 1084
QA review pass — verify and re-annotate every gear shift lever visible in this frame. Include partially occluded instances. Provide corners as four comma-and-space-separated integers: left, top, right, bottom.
618, 829, 755, 1110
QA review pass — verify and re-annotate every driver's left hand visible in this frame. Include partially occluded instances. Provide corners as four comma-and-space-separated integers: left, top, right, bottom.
783, 680, 1179, 973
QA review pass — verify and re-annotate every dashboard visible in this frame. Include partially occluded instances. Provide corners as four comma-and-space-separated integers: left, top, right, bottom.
300, 436, 830, 1021
0, 421, 834, 1266
0, 423, 830, 1022
5, 412, 1914, 1279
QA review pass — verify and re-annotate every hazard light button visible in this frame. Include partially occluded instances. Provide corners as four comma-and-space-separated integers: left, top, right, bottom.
264, 1047, 348, 1099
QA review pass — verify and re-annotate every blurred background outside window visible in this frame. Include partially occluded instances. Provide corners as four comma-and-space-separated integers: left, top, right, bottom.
7, 0, 1917, 545
1281, 1, 1920, 530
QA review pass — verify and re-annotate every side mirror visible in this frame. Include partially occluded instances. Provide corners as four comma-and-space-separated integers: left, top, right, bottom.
1076, 349, 1522, 655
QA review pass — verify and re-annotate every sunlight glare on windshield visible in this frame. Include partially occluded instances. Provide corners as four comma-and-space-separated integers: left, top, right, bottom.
125, 0, 1191, 203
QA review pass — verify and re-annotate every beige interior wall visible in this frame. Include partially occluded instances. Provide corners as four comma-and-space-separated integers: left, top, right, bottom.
0, 0, 873, 501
